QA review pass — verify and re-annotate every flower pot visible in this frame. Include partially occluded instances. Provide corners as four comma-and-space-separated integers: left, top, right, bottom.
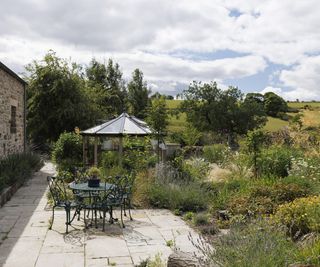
88, 179, 100, 188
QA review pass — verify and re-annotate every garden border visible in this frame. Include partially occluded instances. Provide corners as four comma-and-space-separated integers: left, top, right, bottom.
0, 181, 23, 207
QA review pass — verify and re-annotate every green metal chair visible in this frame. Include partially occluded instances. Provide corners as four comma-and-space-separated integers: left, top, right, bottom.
122, 175, 134, 221
47, 176, 82, 234
95, 177, 127, 230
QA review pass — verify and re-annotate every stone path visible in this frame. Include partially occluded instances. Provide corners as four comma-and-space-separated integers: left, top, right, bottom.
0, 162, 202, 267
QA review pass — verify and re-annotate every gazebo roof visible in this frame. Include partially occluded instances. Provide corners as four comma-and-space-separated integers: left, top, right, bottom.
81, 113, 152, 136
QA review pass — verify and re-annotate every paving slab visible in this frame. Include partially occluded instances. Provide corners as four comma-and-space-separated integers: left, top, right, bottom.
0, 162, 205, 266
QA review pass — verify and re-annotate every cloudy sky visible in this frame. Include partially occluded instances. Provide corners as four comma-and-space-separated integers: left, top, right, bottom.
1, 0, 320, 100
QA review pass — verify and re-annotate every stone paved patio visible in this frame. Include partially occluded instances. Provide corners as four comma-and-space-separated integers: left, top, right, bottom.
0, 163, 201, 267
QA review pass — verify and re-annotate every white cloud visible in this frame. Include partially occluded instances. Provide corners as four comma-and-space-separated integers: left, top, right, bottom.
260, 86, 283, 96
279, 56, 320, 101
0, 0, 320, 97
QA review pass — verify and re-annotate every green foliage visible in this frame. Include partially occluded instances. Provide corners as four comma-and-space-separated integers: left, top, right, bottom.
183, 211, 194, 221
149, 181, 210, 212
86, 58, 127, 116
246, 129, 266, 178
227, 182, 310, 217
122, 137, 153, 172
193, 212, 209, 226
26, 51, 96, 145
100, 151, 119, 169
52, 131, 82, 171
209, 178, 250, 212
183, 157, 210, 181
0, 152, 43, 193
147, 96, 169, 136
203, 144, 231, 165
264, 91, 288, 117
273, 196, 320, 238
211, 221, 297, 267
128, 69, 150, 119
87, 166, 101, 178
137, 253, 166, 267
181, 81, 267, 137
295, 237, 320, 266
288, 157, 320, 181
258, 146, 299, 177
181, 123, 202, 146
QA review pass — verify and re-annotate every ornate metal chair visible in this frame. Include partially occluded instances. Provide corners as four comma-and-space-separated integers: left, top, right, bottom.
95, 177, 127, 230
122, 175, 134, 221
47, 176, 82, 234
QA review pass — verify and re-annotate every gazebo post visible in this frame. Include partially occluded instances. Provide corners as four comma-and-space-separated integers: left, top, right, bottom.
82, 135, 86, 166
94, 136, 98, 166
119, 136, 123, 166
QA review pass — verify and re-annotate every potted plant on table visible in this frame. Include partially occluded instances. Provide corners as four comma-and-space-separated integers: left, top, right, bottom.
87, 167, 101, 187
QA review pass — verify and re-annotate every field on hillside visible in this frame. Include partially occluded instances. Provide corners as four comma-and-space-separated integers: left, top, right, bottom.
166, 100, 320, 133
288, 101, 320, 109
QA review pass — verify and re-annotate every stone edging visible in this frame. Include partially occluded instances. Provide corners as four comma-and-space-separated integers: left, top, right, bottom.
0, 181, 22, 207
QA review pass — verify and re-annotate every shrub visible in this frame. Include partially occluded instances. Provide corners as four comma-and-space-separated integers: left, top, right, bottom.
203, 144, 230, 166
295, 237, 320, 266
52, 131, 82, 171
289, 157, 320, 181
100, 151, 119, 169
183, 211, 194, 221
273, 196, 320, 238
225, 180, 311, 217
122, 137, 153, 172
211, 220, 297, 267
132, 170, 153, 207
258, 146, 299, 177
149, 182, 210, 212
183, 157, 210, 181
0, 152, 43, 193
193, 212, 209, 226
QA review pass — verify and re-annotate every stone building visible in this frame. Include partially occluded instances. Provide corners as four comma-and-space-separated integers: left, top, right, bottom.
0, 61, 27, 157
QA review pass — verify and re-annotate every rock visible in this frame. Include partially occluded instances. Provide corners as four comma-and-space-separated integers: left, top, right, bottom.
167, 251, 201, 267
297, 232, 319, 248
216, 210, 229, 220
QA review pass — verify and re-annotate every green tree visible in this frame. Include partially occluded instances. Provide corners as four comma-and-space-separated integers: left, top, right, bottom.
104, 59, 127, 115
264, 92, 288, 117
290, 113, 304, 130
245, 93, 264, 104
128, 69, 150, 118
147, 96, 169, 136
86, 58, 127, 117
26, 51, 95, 146
85, 59, 108, 119
246, 129, 266, 178
181, 81, 267, 147
147, 96, 169, 160
182, 123, 202, 146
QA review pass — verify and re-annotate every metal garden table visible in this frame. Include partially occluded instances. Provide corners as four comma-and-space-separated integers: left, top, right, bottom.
69, 182, 114, 228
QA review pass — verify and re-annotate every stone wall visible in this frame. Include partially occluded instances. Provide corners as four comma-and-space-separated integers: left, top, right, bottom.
0, 68, 25, 157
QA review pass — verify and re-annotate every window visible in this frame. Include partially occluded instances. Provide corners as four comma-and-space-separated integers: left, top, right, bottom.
10, 106, 17, 134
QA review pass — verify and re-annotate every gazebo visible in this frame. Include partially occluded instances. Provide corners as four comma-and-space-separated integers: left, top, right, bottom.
81, 113, 153, 166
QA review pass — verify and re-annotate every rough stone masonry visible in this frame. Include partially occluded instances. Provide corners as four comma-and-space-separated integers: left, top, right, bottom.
0, 62, 26, 157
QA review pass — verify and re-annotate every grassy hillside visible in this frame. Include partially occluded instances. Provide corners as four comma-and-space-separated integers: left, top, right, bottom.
166, 100, 320, 133
288, 102, 320, 109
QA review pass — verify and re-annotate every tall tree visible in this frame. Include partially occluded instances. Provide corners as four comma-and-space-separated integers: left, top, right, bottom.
104, 59, 127, 115
86, 58, 127, 118
26, 51, 96, 146
147, 96, 169, 161
147, 96, 169, 135
181, 81, 267, 147
264, 92, 288, 117
127, 69, 150, 118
